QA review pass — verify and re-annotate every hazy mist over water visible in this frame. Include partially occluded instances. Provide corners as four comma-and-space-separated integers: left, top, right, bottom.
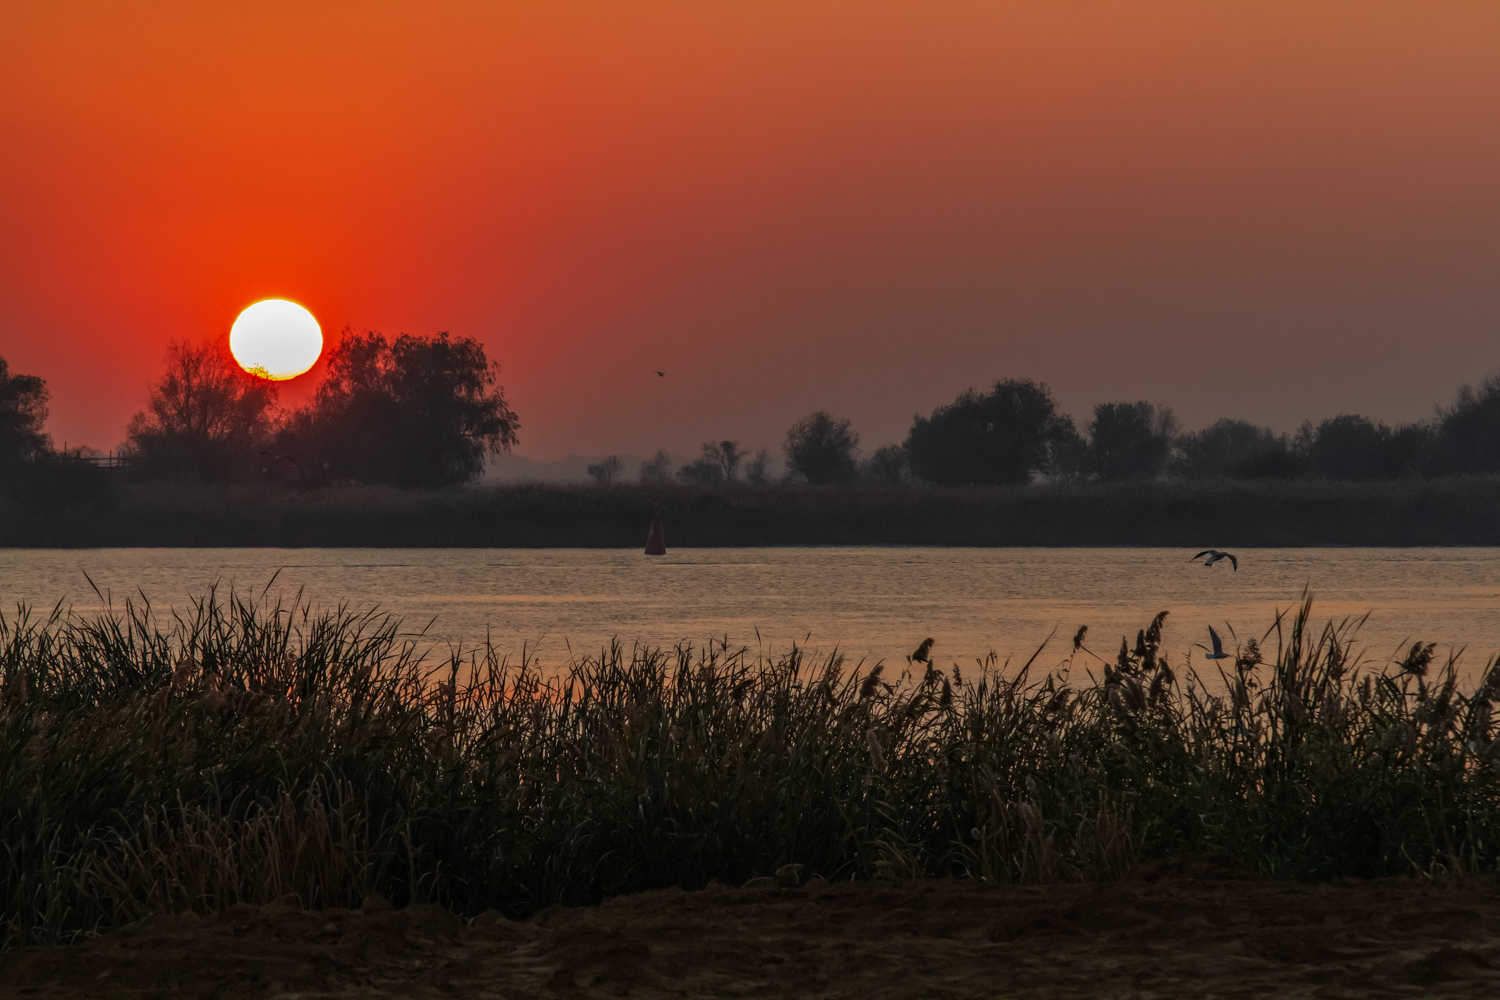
4, 547, 1500, 675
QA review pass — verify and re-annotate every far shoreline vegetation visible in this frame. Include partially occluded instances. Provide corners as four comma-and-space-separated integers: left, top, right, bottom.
7, 478, 1500, 548
9, 340, 1500, 547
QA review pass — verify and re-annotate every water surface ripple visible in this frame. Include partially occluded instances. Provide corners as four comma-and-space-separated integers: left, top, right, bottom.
3, 547, 1499, 673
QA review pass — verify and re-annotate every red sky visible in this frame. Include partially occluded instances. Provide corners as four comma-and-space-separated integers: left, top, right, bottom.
3, 2, 1499, 460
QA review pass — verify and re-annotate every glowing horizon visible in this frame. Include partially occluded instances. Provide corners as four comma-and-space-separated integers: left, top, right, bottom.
3, 3, 1499, 456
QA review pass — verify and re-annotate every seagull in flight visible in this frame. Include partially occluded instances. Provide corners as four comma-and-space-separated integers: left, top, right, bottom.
654, 370, 666, 377
259, 450, 304, 476
1191, 549, 1238, 571
1203, 625, 1232, 660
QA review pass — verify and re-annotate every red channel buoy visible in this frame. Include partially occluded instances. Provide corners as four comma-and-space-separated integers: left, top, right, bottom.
645, 518, 666, 555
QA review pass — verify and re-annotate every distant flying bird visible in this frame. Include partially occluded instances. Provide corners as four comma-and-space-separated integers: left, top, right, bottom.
654, 370, 666, 377
259, 450, 306, 485
259, 450, 303, 474
1203, 625, 1231, 660
1191, 549, 1238, 571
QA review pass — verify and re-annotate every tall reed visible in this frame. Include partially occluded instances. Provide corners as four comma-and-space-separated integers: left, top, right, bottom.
3, 589, 1498, 947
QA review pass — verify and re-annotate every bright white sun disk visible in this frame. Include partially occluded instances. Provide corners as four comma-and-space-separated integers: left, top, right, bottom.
229, 299, 322, 379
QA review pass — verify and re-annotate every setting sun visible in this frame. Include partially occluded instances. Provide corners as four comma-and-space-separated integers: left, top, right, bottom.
229, 299, 322, 380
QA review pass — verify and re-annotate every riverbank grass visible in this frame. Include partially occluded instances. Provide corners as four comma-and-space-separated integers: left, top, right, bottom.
3, 589, 1497, 947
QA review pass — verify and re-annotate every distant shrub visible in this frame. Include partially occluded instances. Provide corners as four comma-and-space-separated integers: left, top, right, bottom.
1307, 414, 1431, 480
905, 379, 1073, 485
639, 450, 673, 483
5, 454, 118, 512
1437, 376, 1500, 474
703, 441, 744, 483
744, 448, 772, 486
784, 412, 859, 486
1086, 402, 1176, 480
587, 455, 622, 485
276, 330, 518, 488
0, 355, 51, 467
1175, 419, 1302, 479
123, 342, 278, 482
676, 457, 724, 486
859, 444, 909, 486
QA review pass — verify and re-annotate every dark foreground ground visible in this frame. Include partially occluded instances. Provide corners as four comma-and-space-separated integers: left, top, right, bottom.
9, 859, 1500, 999
8, 476, 1500, 547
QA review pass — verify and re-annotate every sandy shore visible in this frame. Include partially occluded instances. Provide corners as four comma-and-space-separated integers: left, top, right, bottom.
7, 857, 1500, 999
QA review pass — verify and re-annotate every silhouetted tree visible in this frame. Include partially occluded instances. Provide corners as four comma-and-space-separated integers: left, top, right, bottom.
1306, 414, 1431, 479
1047, 416, 1088, 479
124, 342, 278, 481
1086, 401, 1177, 480
859, 444, 909, 486
1292, 420, 1316, 462
0, 356, 118, 511
279, 330, 518, 487
905, 379, 1073, 485
1175, 419, 1301, 479
744, 448, 772, 486
784, 411, 859, 485
639, 450, 673, 483
586, 455, 622, 485
1309, 415, 1384, 479
675, 440, 743, 486
1436, 376, 1500, 474
706, 440, 743, 483
676, 455, 724, 485
0, 356, 51, 467
1391, 423, 1438, 477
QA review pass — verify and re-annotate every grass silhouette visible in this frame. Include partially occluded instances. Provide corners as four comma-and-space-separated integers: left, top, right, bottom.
4, 588, 1499, 946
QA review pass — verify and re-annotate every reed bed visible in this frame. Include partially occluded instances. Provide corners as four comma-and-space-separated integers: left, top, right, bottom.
3, 590, 1499, 947
12, 477, 1500, 548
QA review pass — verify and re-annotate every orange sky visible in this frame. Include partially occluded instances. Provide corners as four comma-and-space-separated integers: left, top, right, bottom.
3, 2, 1499, 460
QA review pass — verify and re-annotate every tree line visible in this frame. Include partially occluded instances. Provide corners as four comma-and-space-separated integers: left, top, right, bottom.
0, 331, 518, 492
9, 345, 1500, 494
590, 376, 1500, 487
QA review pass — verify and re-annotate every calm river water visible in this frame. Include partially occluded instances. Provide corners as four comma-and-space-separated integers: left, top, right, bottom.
3, 547, 1500, 674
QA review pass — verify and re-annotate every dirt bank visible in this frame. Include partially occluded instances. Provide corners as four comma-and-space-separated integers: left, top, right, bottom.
8, 859, 1500, 998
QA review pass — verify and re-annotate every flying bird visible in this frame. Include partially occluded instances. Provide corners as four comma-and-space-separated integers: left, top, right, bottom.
654, 370, 666, 377
1203, 625, 1232, 660
259, 450, 303, 474
1191, 549, 1238, 571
